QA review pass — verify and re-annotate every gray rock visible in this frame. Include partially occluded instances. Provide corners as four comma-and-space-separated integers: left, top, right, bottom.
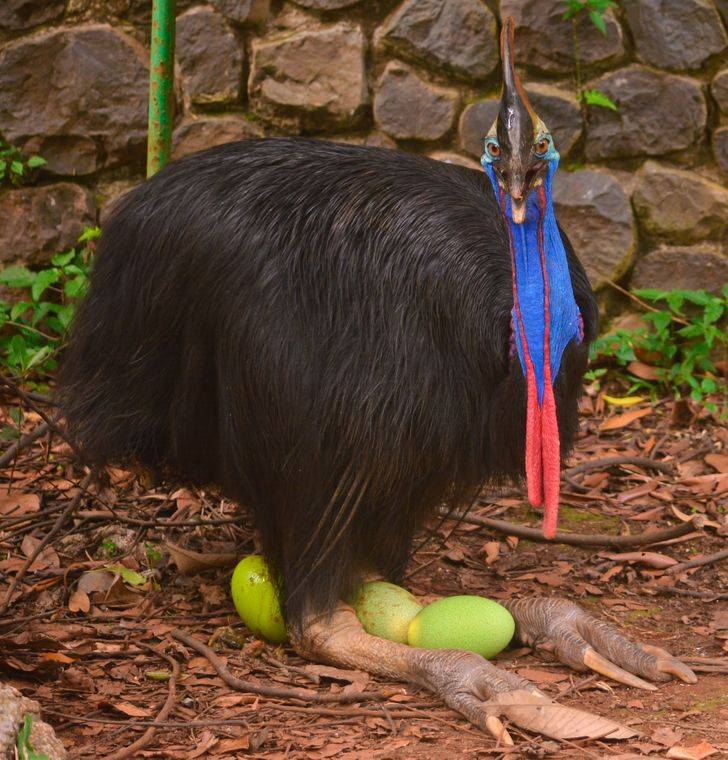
0, 683, 66, 760
363, 132, 397, 149
177, 6, 242, 106
375, 0, 498, 81
0, 183, 96, 266
584, 66, 706, 160
0, 25, 148, 175
249, 23, 368, 131
172, 115, 264, 159
632, 247, 728, 295
292, 0, 362, 8
458, 99, 499, 158
711, 68, 728, 115
623, 0, 727, 71
210, 0, 269, 24
458, 85, 581, 159
525, 84, 582, 157
553, 169, 636, 289
0, 0, 64, 30
500, 0, 624, 74
632, 161, 728, 244
428, 150, 481, 170
714, 127, 728, 175
373, 61, 459, 141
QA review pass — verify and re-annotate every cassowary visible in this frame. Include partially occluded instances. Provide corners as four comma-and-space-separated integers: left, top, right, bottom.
59, 19, 695, 740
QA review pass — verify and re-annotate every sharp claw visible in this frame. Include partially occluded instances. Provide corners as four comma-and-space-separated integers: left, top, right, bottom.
641, 645, 697, 684
582, 648, 658, 691
485, 715, 515, 746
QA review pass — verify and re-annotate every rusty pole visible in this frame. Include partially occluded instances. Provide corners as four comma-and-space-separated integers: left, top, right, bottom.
147, 0, 176, 177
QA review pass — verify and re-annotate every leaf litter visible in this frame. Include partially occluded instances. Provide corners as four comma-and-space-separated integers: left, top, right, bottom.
0, 392, 726, 758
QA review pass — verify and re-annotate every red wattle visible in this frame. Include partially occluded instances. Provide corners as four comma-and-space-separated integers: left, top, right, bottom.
540, 374, 560, 539
525, 365, 543, 509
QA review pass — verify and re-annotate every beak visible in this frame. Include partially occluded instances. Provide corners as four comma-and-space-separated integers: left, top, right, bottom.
495, 18, 540, 225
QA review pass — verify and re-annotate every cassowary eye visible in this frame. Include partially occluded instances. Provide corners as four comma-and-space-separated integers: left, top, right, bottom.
535, 138, 550, 155
486, 142, 501, 158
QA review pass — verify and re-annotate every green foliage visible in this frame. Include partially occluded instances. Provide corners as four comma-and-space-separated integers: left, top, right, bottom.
563, 0, 620, 113
0, 139, 46, 187
581, 88, 618, 111
100, 538, 119, 559
0, 227, 99, 381
591, 287, 728, 411
16, 714, 50, 760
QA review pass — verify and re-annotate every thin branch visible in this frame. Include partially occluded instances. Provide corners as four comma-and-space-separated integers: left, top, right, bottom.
171, 628, 386, 704
666, 548, 728, 575
436, 507, 705, 549
103, 644, 179, 760
605, 281, 689, 326
0, 471, 93, 616
0, 420, 49, 468
564, 455, 674, 477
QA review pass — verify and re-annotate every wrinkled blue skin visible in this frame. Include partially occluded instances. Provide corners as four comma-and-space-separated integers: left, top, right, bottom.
481, 137, 582, 404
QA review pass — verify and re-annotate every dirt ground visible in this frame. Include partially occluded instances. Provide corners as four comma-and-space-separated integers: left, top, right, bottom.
0, 388, 726, 759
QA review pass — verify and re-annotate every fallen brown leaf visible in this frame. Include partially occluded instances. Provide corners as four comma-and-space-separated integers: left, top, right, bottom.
166, 541, 237, 575
666, 741, 719, 760
0, 490, 40, 516
600, 407, 652, 432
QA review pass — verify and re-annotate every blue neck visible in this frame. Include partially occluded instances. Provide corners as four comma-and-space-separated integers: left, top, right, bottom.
484, 162, 581, 404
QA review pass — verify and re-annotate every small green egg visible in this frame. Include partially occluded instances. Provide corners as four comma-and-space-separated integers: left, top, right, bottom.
230, 555, 287, 644
352, 581, 423, 644
407, 596, 515, 659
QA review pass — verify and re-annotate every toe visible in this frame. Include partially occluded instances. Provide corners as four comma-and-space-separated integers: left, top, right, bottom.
641, 645, 697, 684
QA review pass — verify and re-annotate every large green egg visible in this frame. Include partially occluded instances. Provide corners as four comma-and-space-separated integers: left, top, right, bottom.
352, 581, 423, 644
230, 555, 287, 644
407, 596, 515, 659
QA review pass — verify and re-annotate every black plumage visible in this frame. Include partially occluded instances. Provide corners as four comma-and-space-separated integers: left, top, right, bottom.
59, 138, 597, 627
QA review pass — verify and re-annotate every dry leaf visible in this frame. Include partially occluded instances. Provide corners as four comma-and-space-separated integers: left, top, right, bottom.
113, 701, 153, 718
516, 668, 568, 684
212, 737, 251, 755
166, 541, 237, 575
603, 394, 647, 407
602, 552, 677, 569
0, 490, 40, 516
600, 407, 652, 431
68, 589, 90, 613
666, 741, 719, 760
651, 726, 683, 747
627, 361, 662, 381
20, 535, 59, 569
483, 541, 500, 565
705, 453, 728, 474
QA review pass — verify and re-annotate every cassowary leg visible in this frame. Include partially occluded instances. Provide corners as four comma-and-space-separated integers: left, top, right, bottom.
289, 601, 636, 741
503, 597, 696, 690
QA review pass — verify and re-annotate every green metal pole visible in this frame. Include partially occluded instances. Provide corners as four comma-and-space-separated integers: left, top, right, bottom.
147, 0, 176, 177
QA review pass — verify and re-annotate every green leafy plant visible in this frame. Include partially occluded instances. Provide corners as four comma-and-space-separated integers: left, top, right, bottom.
591, 287, 728, 411
0, 226, 99, 381
16, 714, 50, 760
563, 0, 619, 113
0, 139, 46, 187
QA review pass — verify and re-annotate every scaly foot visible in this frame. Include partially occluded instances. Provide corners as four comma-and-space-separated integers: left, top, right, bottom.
503, 597, 696, 690
291, 602, 637, 741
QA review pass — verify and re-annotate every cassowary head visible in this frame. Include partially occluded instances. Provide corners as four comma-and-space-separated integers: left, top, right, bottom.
481, 17, 559, 224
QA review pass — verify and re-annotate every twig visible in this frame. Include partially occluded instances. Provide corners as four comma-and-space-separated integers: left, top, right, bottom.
666, 548, 728, 575
171, 628, 386, 704
0, 421, 50, 468
649, 586, 728, 601
436, 508, 705, 549
73, 508, 240, 528
605, 281, 689, 326
103, 644, 179, 760
0, 373, 82, 461
564, 455, 674, 477
0, 387, 57, 407
0, 471, 93, 616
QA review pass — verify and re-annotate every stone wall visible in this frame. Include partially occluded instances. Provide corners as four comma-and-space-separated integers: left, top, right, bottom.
1, 0, 727, 303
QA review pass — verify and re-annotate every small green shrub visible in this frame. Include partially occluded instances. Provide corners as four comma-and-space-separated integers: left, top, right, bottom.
591, 286, 727, 411
0, 139, 46, 187
563, 0, 619, 113
0, 226, 99, 381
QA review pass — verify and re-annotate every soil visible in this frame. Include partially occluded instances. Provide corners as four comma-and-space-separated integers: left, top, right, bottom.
0, 389, 726, 759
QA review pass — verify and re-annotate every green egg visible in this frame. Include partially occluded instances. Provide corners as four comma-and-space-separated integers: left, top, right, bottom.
352, 581, 423, 644
407, 596, 515, 659
230, 555, 287, 644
